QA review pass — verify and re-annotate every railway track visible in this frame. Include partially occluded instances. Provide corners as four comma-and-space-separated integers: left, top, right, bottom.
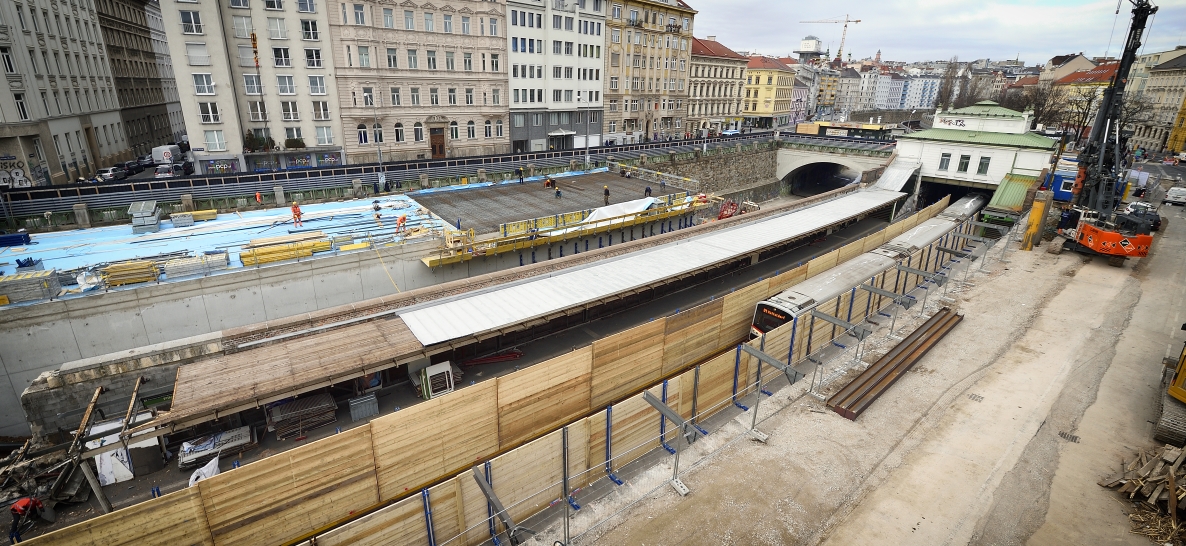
828, 307, 963, 420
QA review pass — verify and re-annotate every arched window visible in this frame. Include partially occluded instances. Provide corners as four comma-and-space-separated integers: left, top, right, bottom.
394, 123, 404, 142
466, 120, 476, 139
495, 119, 503, 137
449, 121, 459, 139
413, 122, 424, 141
373, 123, 383, 143
357, 123, 368, 144
484, 120, 492, 138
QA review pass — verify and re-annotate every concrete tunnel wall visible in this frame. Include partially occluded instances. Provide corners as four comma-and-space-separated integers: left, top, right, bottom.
7, 213, 702, 436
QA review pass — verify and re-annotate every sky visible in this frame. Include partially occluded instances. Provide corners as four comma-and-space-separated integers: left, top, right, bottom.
689, 0, 1186, 65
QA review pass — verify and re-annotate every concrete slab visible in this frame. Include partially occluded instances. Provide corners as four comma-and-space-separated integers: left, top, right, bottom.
411, 169, 666, 234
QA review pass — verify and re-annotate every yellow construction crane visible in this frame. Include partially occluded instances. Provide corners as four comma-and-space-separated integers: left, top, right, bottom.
801, 15, 861, 62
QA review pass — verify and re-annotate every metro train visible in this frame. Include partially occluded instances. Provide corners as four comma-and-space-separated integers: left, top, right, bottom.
750, 194, 989, 338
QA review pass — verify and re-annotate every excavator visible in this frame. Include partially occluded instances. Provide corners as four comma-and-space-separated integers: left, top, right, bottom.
1156, 325, 1186, 445
1056, 0, 1158, 266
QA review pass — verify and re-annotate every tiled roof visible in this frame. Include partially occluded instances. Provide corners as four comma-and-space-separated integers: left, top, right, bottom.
776, 56, 800, 65
1007, 75, 1040, 88
691, 37, 746, 60
1152, 55, 1186, 71
1055, 62, 1119, 85
747, 55, 795, 71
898, 128, 1057, 150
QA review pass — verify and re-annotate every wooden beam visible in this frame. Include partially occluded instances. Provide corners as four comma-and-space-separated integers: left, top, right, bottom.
68, 387, 104, 458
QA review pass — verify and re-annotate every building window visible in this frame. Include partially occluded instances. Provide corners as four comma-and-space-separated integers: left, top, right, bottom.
977, 156, 991, 175
938, 153, 951, 171
462, 16, 470, 34
1, 48, 16, 74
316, 126, 333, 145
298, 0, 315, 12
285, 127, 303, 141
609, 121, 616, 132
306, 48, 322, 68
414, 122, 424, 141
465, 88, 474, 105
424, 12, 434, 31
491, 54, 500, 72
265, 0, 282, 8
308, 75, 326, 94
358, 46, 370, 67
13, 93, 29, 120
198, 102, 220, 123
957, 154, 970, 173
281, 101, 299, 120
312, 100, 330, 120
496, 119, 503, 136
357, 123, 368, 144
426, 50, 437, 69
404, 10, 414, 30
362, 86, 374, 106
449, 121, 459, 139
249, 101, 268, 120
443, 14, 452, 32
393, 123, 405, 142
407, 50, 418, 69
448, 88, 456, 105
492, 89, 500, 105
491, 18, 498, 36
301, 20, 319, 40
267, 18, 286, 39
390, 87, 401, 105
430, 87, 439, 105
373, 123, 383, 143
277, 75, 295, 94
273, 47, 291, 67
193, 73, 215, 94
179, 11, 203, 34
353, 4, 365, 25
484, 120, 492, 137
232, 16, 252, 38
387, 48, 398, 68
464, 52, 473, 71
383, 8, 394, 28
410, 87, 420, 105
204, 130, 226, 151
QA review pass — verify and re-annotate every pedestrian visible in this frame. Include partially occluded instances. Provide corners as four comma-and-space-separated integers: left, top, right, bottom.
373, 180, 380, 195
660, 179, 666, 193
291, 201, 303, 228
515, 167, 524, 184
644, 186, 652, 197
9, 496, 42, 543
604, 185, 610, 206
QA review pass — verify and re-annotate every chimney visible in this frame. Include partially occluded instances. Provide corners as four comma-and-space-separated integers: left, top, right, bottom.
707, 36, 716, 41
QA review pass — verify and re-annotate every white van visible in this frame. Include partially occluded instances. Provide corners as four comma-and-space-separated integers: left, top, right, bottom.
1165, 187, 1186, 206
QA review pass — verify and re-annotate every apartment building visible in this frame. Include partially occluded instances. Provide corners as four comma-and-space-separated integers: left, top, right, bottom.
742, 55, 795, 129
0, 0, 129, 185
99, 0, 185, 158
687, 35, 745, 136
1130, 49, 1186, 152
331, 0, 510, 163
901, 75, 941, 110
835, 67, 860, 119
161, 0, 346, 173
603, 0, 696, 144
507, 0, 604, 153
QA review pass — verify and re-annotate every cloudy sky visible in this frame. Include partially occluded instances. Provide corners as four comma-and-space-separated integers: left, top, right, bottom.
690, 0, 1186, 65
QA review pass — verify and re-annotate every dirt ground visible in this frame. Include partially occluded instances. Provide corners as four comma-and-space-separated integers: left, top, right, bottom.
410, 170, 666, 234
529, 201, 1186, 545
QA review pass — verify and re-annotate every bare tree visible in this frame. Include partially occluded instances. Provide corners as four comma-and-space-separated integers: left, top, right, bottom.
936, 57, 960, 111
1028, 84, 1068, 130
1118, 92, 1156, 134
954, 73, 991, 108
1061, 86, 1100, 147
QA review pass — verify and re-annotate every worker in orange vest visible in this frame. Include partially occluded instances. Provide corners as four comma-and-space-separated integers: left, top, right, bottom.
290, 201, 303, 227
396, 214, 407, 234
9, 496, 43, 543
255, 191, 262, 205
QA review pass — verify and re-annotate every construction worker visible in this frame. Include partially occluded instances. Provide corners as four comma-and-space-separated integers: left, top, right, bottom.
515, 167, 524, 184
9, 496, 42, 543
554, 182, 562, 199
396, 214, 407, 234
604, 185, 611, 206
372, 200, 384, 227
255, 191, 262, 205
291, 201, 303, 228
644, 186, 652, 197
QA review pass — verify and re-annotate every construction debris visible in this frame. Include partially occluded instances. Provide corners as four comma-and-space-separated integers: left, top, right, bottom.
1101, 444, 1186, 544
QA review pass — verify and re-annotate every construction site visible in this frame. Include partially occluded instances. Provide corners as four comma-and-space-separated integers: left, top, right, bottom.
3, 49, 1186, 543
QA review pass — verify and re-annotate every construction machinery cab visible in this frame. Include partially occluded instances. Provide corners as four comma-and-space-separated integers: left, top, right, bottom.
1154, 323, 1186, 445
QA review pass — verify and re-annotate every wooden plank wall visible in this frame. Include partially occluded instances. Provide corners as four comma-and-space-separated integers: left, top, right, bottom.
33, 204, 978, 546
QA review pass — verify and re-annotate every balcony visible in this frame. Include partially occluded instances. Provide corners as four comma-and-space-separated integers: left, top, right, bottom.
626, 19, 643, 28
181, 23, 203, 34
665, 24, 682, 34
188, 54, 211, 65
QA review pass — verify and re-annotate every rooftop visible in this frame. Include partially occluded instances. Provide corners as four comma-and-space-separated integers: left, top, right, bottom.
1055, 62, 1120, 85
1152, 54, 1186, 71
691, 36, 747, 60
747, 55, 795, 71
944, 101, 1026, 118
898, 128, 1057, 150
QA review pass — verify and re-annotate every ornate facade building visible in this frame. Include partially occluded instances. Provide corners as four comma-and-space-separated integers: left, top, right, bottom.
686, 36, 745, 136
330, 0, 510, 163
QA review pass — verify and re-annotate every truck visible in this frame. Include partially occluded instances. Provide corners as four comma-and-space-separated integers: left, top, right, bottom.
151, 144, 182, 165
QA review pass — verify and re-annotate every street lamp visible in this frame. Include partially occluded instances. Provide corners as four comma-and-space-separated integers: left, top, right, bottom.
364, 81, 385, 189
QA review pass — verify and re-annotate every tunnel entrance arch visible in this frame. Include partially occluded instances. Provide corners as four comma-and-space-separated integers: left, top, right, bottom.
781, 162, 863, 197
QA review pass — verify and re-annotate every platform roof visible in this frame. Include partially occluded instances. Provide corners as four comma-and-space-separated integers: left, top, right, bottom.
399, 189, 905, 347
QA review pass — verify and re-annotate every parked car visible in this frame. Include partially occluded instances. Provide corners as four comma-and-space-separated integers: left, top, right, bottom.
177, 160, 194, 175
138, 154, 155, 167
1164, 187, 1186, 206
96, 166, 127, 180
121, 160, 143, 175
154, 164, 177, 178
1122, 202, 1163, 232
721, 129, 741, 136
